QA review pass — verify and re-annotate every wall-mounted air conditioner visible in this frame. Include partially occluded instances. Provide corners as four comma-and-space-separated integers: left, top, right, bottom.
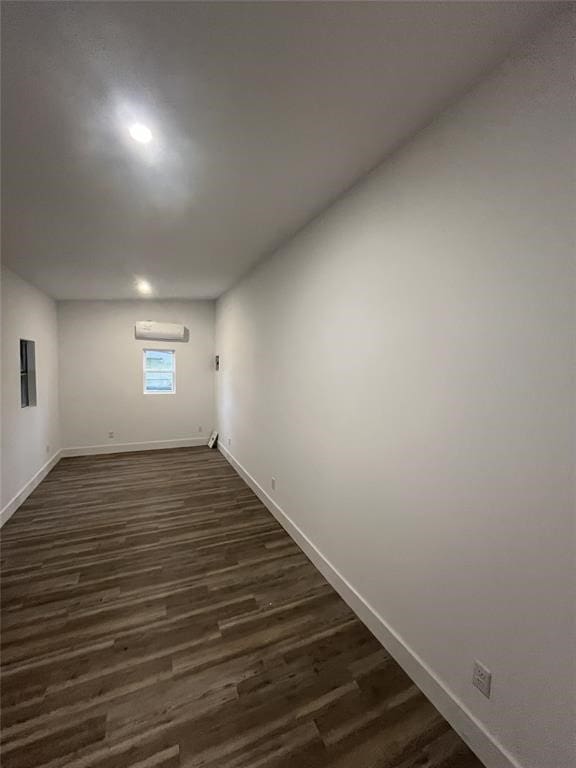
135, 321, 188, 342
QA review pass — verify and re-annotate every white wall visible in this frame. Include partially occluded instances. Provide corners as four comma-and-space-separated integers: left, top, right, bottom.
1, 268, 61, 519
59, 300, 215, 452
216, 12, 575, 768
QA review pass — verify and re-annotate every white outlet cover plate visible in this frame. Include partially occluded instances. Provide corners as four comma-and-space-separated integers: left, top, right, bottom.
473, 661, 492, 698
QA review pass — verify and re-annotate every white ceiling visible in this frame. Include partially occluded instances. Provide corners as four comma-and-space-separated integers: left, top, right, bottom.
1, 1, 559, 300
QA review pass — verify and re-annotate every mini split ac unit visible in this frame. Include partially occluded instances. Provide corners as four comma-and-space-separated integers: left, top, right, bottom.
134, 321, 188, 342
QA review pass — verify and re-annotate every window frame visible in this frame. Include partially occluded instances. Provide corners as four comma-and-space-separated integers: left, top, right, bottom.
143, 348, 176, 395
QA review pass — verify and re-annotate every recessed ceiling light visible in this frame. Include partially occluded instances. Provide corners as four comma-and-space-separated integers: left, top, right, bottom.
128, 123, 152, 144
136, 278, 153, 295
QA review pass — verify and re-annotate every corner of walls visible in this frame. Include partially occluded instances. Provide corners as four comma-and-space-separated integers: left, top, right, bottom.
57, 299, 216, 456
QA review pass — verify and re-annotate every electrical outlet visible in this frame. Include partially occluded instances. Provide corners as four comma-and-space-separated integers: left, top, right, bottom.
227, 437, 231, 447
108, 431, 115, 439
271, 477, 276, 491
472, 660, 492, 698
198, 426, 203, 433
46, 444, 51, 454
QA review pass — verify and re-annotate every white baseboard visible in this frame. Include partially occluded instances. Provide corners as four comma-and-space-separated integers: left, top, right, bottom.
62, 437, 209, 457
0, 451, 63, 528
218, 443, 521, 768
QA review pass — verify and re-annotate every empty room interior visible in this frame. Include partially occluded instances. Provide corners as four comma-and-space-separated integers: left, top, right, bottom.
1, 2, 574, 768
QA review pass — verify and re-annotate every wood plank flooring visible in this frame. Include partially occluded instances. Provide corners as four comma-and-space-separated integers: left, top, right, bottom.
1, 447, 485, 768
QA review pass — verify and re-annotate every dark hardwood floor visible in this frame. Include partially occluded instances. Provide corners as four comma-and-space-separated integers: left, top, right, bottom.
1, 447, 484, 768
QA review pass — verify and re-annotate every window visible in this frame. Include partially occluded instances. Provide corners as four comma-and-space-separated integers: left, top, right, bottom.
143, 349, 175, 394
20, 339, 37, 408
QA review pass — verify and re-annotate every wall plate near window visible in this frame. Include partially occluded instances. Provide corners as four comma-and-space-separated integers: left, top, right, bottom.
143, 349, 175, 394
20, 339, 37, 407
